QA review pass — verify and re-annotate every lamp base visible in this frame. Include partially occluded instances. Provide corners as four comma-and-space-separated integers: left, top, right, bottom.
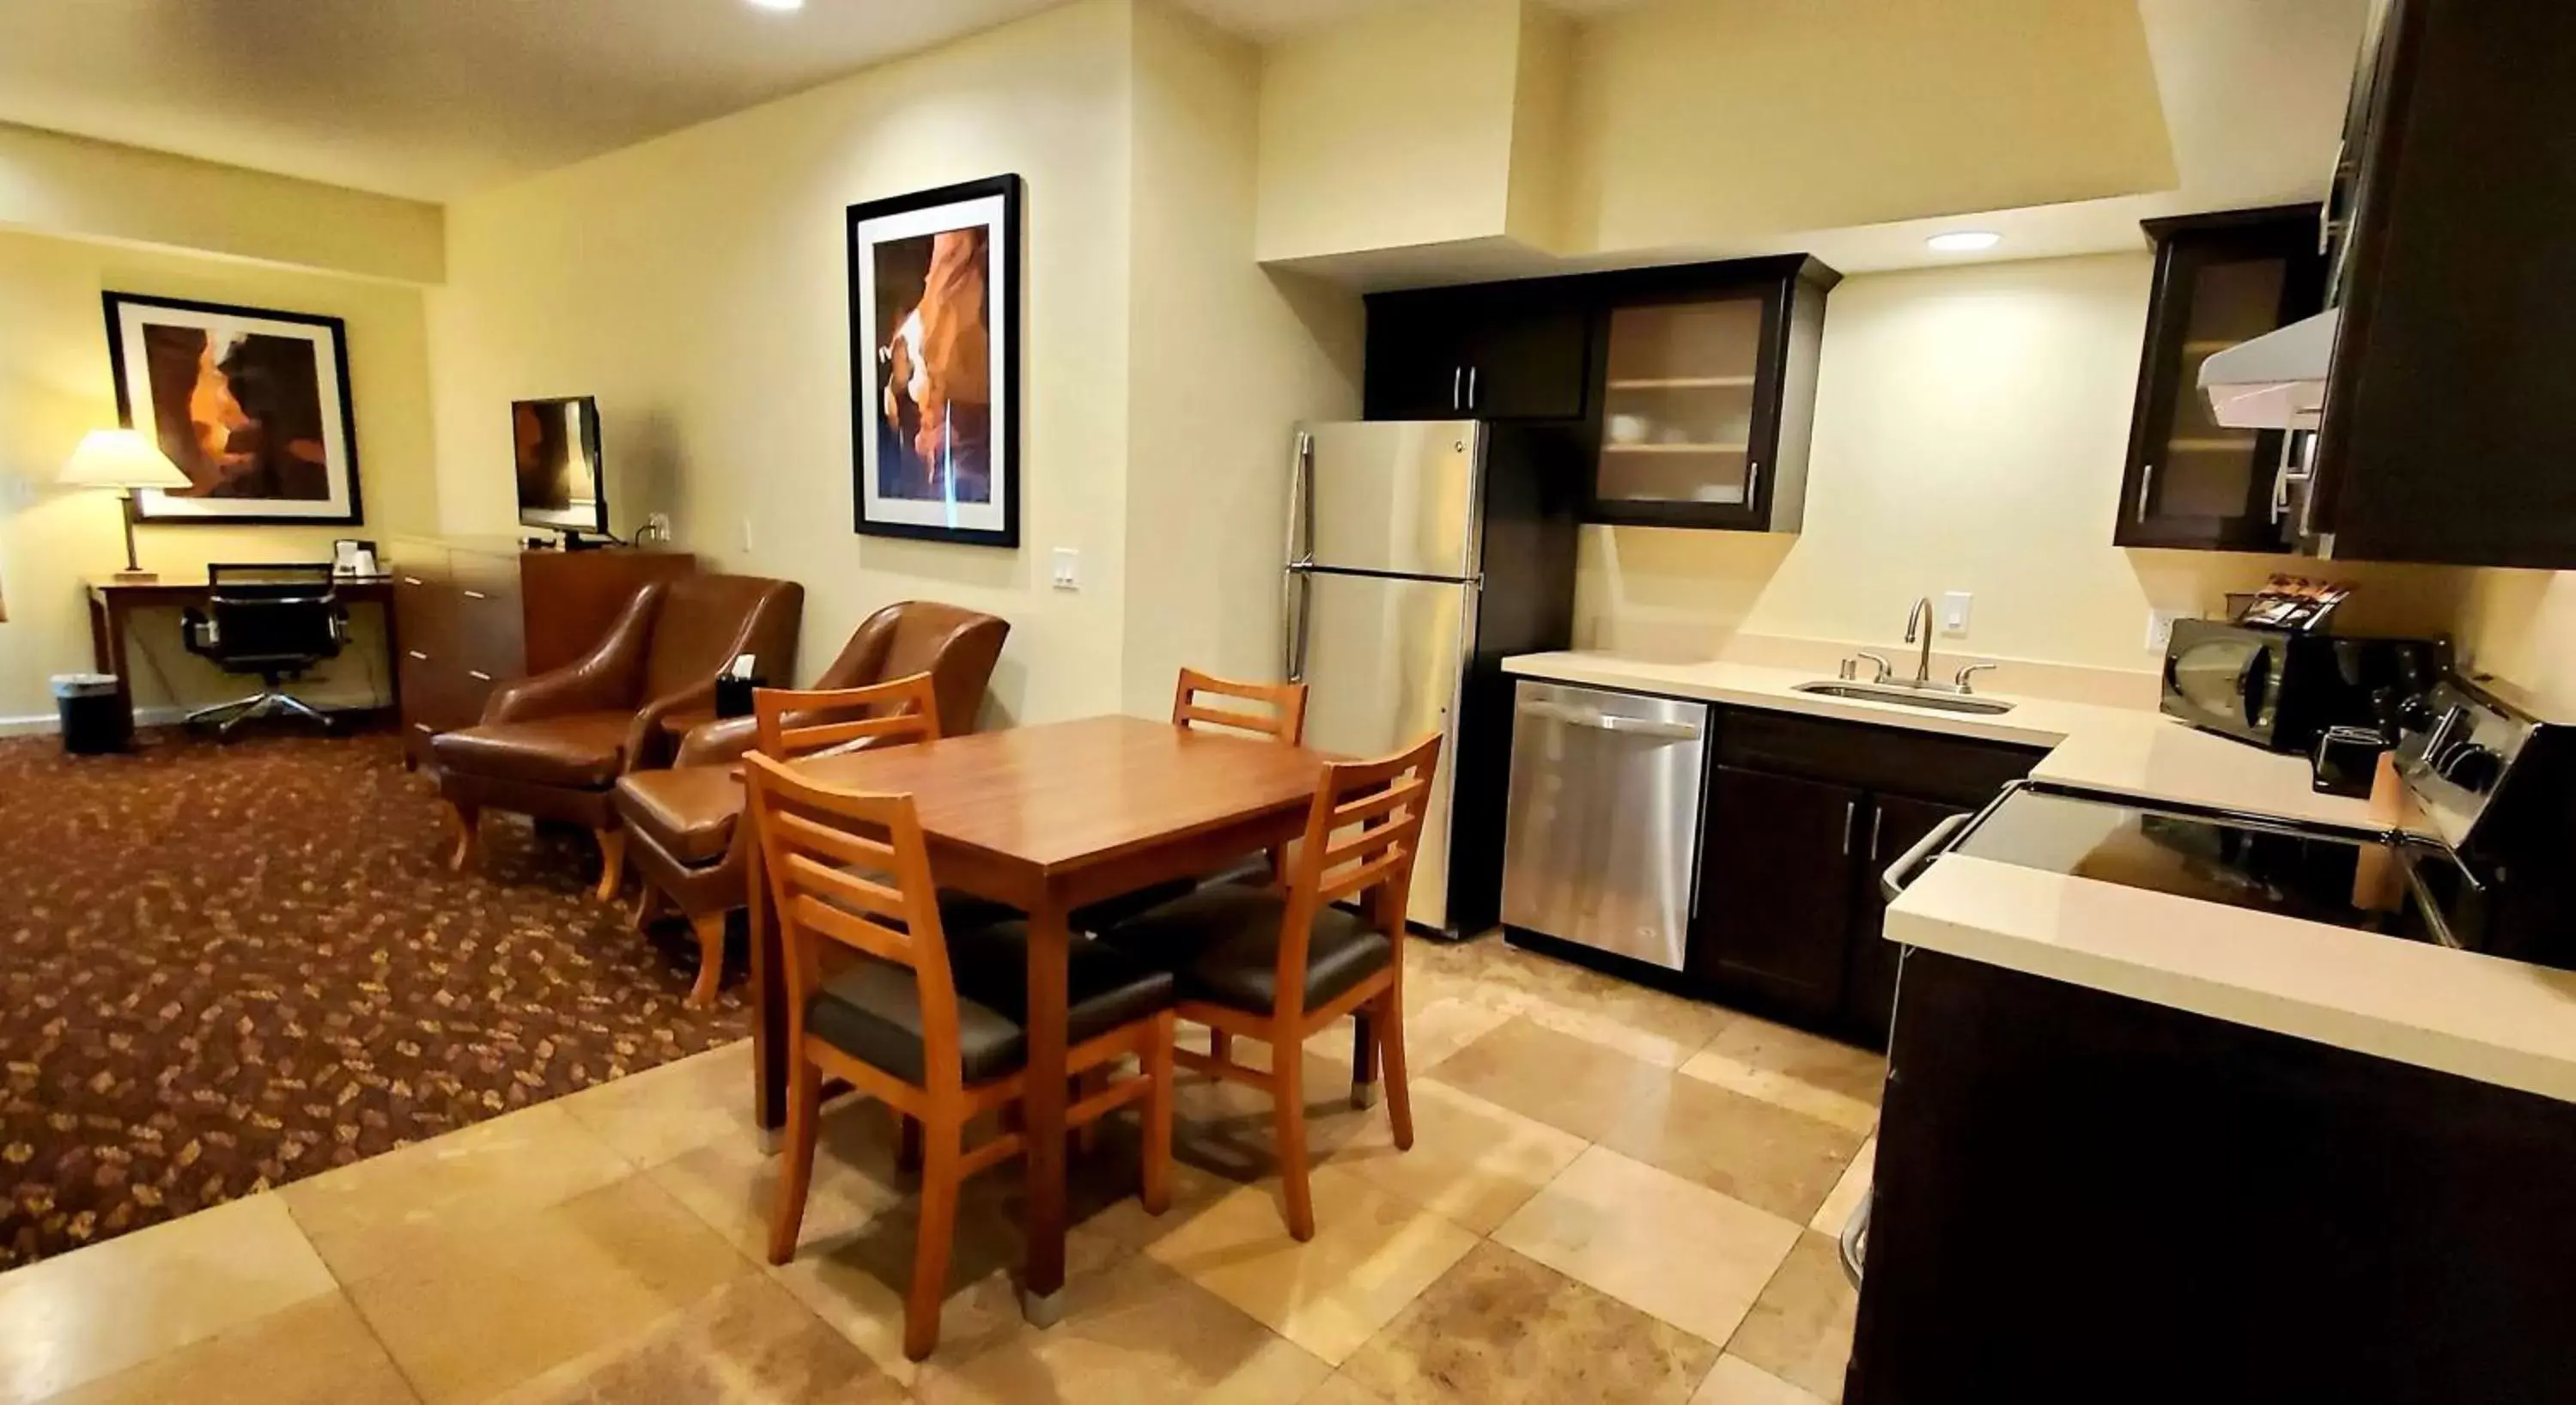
112, 569, 159, 585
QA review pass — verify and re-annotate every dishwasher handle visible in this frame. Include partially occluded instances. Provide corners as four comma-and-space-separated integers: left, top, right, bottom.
1516, 702, 1702, 740
1880, 812, 1971, 902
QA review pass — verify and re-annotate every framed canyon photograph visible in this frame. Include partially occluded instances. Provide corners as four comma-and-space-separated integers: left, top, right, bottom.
848, 173, 1021, 549
101, 292, 363, 526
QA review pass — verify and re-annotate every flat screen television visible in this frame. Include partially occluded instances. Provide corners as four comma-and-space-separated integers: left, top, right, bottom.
512, 396, 607, 538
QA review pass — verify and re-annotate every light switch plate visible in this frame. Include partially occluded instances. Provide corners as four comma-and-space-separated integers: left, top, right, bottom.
1940, 591, 1972, 636
2145, 608, 2184, 653
1050, 547, 1080, 591
739, 516, 756, 554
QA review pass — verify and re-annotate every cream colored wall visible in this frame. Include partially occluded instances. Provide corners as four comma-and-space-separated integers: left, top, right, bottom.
1121, 2, 1364, 717
1577, 253, 2475, 677
1561, 0, 2175, 254
2459, 570, 2576, 715
0, 122, 444, 283
428, 0, 1137, 727
1253, 0, 1527, 264
0, 227, 438, 726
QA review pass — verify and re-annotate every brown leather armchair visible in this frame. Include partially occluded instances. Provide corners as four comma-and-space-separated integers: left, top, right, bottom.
435, 574, 804, 898
614, 600, 1009, 1006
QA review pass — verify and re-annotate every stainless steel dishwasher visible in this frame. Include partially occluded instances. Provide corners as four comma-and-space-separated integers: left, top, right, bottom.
1500, 679, 1710, 970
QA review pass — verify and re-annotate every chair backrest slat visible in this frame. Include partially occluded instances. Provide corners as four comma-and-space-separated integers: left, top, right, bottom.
1267, 731, 1443, 1016
756, 672, 941, 761
743, 750, 972, 1092
1171, 667, 1307, 744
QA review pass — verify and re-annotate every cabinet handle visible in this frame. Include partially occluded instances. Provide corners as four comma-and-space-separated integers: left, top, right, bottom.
1747, 460, 1762, 507
400, 575, 425, 587
467, 670, 492, 683
1842, 799, 1857, 856
406, 649, 429, 662
1466, 365, 1479, 411
411, 722, 434, 735
2135, 463, 2156, 524
1451, 367, 1463, 411
1868, 805, 1886, 861
462, 589, 489, 601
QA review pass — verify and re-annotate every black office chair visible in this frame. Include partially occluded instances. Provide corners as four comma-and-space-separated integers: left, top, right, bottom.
180, 563, 349, 738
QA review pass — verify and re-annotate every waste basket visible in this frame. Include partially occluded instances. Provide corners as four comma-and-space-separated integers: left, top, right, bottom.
52, 674, 128, 755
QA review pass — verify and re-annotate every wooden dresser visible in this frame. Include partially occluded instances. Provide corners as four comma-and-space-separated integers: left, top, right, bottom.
384, 537, 696, 768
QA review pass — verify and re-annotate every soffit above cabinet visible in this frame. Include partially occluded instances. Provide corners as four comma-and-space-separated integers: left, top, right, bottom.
1256, 0, 2367, 289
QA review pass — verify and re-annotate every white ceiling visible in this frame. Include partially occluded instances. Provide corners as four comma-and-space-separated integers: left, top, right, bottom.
0, 0, 1070, 201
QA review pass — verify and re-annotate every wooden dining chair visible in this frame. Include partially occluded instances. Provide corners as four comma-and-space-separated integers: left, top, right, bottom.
1070, 668, 1309, 936
1098, 731, 1442, 1241
744, 751, 1178, 1360
754, 670, 942, 759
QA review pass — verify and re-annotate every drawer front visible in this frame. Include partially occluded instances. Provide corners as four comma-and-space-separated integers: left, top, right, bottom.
1716, 707, 2041, 809
448, 551, 527, 680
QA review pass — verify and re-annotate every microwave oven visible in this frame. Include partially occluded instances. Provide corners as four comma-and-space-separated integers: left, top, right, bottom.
2160, 619, 2445, 753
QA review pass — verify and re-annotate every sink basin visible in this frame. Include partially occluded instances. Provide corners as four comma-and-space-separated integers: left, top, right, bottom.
1791, 681, 2016, 715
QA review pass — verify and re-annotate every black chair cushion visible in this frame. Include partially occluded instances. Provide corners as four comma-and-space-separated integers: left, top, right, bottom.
1101, 882, 1391, 1015
1069, 855, 1275, 935
803, 921, 1173, 1087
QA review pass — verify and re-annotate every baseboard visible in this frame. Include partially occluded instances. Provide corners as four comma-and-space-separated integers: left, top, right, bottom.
0, 697, 392, 739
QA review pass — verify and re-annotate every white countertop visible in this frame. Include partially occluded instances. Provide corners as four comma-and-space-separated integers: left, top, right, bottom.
1502, 650, 2393, 830
1503, 649, 2576, 1104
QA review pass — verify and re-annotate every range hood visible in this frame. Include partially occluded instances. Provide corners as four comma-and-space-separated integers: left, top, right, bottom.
2197, 308, 2340, 430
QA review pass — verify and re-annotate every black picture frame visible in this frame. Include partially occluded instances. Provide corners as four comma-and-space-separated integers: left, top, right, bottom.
847, 173, 1023, 549
100, 292, 364, 526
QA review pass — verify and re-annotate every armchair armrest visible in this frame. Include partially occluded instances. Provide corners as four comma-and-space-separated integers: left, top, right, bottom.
674, 714, 759, 768
483, 586, 658, 725
624, 679, 720, 774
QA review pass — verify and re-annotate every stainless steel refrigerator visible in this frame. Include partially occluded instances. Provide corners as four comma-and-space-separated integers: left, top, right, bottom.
1283, 419, 1582, 936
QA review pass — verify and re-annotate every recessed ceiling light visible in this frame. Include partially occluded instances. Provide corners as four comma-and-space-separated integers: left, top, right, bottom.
744, 0, 803, 10
1927, 230, 2002, 252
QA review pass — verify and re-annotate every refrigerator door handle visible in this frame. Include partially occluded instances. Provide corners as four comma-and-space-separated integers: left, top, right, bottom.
1285, 430, 1315, 569
1283, 568, 1311, 683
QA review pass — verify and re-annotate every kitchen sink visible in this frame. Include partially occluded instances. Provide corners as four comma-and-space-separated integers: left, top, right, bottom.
1791, 681, 2016, 715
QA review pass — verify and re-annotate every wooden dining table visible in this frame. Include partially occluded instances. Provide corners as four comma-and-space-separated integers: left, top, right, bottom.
745, 713, 1332, 1323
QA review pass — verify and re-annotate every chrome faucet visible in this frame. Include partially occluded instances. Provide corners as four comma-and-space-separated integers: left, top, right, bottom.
1903, 597, 1935, 686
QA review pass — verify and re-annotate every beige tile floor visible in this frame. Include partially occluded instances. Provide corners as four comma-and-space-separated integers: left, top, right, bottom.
0, 934, 1880, 1405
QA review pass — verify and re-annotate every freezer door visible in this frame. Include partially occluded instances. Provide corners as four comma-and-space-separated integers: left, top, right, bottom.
1292, 421, 1481, 580
1500, 680, 1709, 970
1294, 569, 1473, 932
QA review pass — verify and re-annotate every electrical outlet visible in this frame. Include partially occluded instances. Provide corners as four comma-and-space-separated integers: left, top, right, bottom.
2145, 608, 2184, 653
1050, 547, 1080, 591
1940, 591, 1973, 636
642, 511, 672, 543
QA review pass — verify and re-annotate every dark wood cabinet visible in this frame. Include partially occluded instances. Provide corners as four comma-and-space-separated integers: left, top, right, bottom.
1849, 949, 2576, 1404
385, 538, 696, 769
1362, 255, 1837, 532
2115, 207, 2324, 552
1361, 286, 1589, 422
1686, 708, 2040, 1045
2291, 1, 2576, 568
1692, 765, 1862, 1018
1580, 260, 1832, 533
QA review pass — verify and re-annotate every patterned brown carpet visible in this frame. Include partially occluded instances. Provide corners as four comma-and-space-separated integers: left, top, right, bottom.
0, 724, 749, 1269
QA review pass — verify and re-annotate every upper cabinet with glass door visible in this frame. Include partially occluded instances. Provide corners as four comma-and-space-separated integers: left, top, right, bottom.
2115, 207, 2325, 551
1582, 258, 1837, 532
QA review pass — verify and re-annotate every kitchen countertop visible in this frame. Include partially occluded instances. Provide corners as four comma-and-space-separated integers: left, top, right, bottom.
1503, 649, 2576, 1104
1501, 650, 2395, 830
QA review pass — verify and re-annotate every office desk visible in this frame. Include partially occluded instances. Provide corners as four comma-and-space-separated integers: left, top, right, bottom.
86, 576, 400, 727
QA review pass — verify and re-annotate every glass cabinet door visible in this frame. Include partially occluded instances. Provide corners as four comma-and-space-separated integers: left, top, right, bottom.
2120, 211, 2325, 550
1592, 293, 1774, 522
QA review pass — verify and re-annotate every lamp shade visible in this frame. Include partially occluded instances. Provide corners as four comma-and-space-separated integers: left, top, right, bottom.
59, 429, 191, 491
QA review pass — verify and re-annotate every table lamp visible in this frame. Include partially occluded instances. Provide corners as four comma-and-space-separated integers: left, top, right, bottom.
59, 429, 190, 584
